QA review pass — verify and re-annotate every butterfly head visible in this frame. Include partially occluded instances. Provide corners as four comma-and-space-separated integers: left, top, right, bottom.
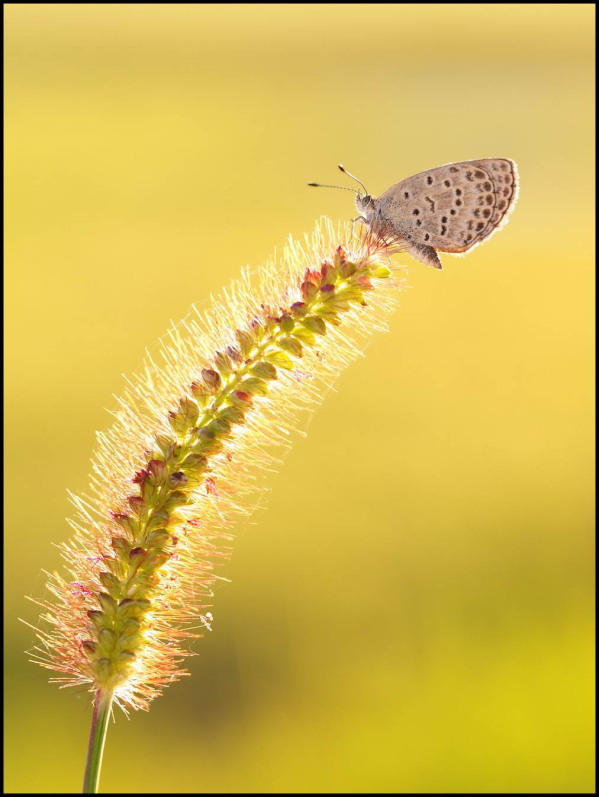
355, 193, 376, 224
355, 194, 373, 212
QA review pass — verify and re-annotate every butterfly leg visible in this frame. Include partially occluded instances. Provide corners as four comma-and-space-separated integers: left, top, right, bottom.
350, 216, 367, 238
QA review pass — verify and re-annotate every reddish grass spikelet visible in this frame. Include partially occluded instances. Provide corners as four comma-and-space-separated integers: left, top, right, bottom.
27, 218, 404, 713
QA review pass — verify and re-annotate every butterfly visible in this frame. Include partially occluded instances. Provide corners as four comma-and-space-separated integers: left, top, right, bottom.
310, 159, 519, 269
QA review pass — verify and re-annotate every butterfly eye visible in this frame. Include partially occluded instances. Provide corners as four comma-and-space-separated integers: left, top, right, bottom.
361, 195, 372, 208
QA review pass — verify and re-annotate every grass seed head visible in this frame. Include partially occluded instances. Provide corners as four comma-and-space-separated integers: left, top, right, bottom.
28, 219, 404, 713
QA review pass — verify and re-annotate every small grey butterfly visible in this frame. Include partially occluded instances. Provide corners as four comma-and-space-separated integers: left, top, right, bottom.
309, 159, 519, 269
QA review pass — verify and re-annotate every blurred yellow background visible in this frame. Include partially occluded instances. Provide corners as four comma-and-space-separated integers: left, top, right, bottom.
5, 4, 594, 793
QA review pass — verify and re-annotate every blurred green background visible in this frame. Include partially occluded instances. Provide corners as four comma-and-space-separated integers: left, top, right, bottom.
5, 4, 594, 793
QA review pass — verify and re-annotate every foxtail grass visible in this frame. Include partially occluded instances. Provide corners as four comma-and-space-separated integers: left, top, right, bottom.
27, 218, 405, 792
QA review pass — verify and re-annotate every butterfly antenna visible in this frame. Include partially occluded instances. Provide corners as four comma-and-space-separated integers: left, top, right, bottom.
337, 164, 368, 195
307, 182, 360, 194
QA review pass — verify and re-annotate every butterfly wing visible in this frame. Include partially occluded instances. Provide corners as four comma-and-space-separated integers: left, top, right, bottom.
373, 158, 518, 254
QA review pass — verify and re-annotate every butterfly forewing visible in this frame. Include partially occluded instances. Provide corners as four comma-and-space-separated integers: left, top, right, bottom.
375, 158, 518, 253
